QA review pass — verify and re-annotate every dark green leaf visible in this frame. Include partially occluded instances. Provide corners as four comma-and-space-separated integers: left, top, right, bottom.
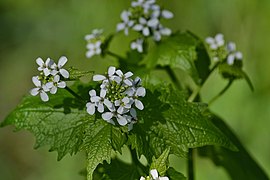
141, 31, 201, 84
198, 115, 269, 180
167, 167, 186, 180
94, 158, 141, 180
137, 84, 237, 158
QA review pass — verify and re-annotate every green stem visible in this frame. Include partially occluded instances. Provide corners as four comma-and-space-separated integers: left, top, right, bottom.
65, 86, 86, 103
188, 148, 194, 180
188, 62, 220, 102
164, 66, 182, 90
208, 80, 233, 105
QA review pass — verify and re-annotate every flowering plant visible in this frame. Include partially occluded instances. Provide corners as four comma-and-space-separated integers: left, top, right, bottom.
1, 0, 268, 180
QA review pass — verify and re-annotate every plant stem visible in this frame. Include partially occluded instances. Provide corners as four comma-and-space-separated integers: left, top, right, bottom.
65, 86, 86, 103
188, 148, 194, 180
208, 80, 233, 105
164, 66, 182, 90
188, 62, 220, 102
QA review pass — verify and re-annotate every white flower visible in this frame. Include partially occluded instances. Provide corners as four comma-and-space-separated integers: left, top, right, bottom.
161, 10, 174, 19
226, 42, 243, 65
115, 97, 132, 114
87, 67, 145, 130
153, 24, 172, 41
150, 169, 169, 180
131, 38, 144, 53
114, 69, 133, 86
205, 33, 225, 50
86, 41, 102, 58
36, 57, 55, 76
85, 29, 103, 41
53, 56, 69, 78
30, 76, 50, 102
117, 10, 134, 35
133, 17, 159, 36
46, 75, 66, 94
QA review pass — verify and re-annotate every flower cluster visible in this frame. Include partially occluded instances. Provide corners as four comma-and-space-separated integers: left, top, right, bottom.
117, 0, 173, 53
30, 56, 69, 102
205, 33, 243, 65
140, 169, 169, 180
86, 66, 146, 131
85, 29, 105, 58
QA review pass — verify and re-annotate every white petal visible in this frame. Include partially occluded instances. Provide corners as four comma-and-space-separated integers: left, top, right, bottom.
60, 69, 69, 78
117, 106, 124, 114
93, 74, 106, 81
40, 91, 49, 102
140, 177, 146, 180
227, 54, 235, 65
57, 81, 66, 88
143, 27, 150, 36
86, 103, 96, 115
160, 177, 169, 180
135, 87, 146, 97
116, 70, 123, 76
114, 76, 122, 84
43, 68, 51, 76
58, 56, 67, 68
122, 97, 130, 104
147, 18, 159, 27
160, 27, 172, 35
205, 37, 214, 44
36, 57, 44, 66
135, 99, 144, 110
124, 71, 133, 78
154, 31, 162, 41
124, 79, 133, 86
120, 10, 129, 22
116, 23, 125, 32
46, 82, 54, 89
150, 169, 159, 179
162, 10, 174, 19
227, 42, 236, 52
50, 86, 57, 94
97, 104, 104, 113
89, 89, 96, 97
133, 24, 143, 31
102, 112, 113, 120
235, 52, 243, 60
128, 123, 134, 131
117, 115, 128, 126
139, 17, 147, 24
100, 89, 106, 98
54, 75, 60, 82
104, 99, 113, 108
108, 66, 116, 76
86, 50, 95, 58
32, 76, 41, 87
91, 96, 101, 102
30, 88, 39, 96
130, 108, 137, 118
114, 100, 120, 106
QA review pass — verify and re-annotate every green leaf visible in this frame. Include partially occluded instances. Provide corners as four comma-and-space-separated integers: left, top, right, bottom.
1, 83, 127, 180
138, 84, 237, 158
0, 89, 89, 160
150, 148, 170, 176
67, 67, 93, 80
198, 115, 269, 180
83, 121, 113, 180
167, 167, 186, 180
141, 31, 201, 84
94, 158, 141, 180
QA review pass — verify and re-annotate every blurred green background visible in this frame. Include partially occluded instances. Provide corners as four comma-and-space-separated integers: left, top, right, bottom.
0, 0, 270, 179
